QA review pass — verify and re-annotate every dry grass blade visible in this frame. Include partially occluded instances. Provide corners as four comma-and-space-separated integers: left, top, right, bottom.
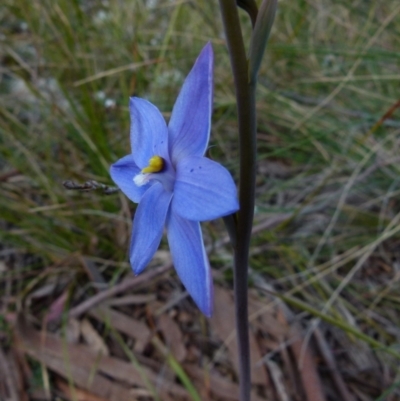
314, 328, 356, 401
73, 59, 162, 86
265, 359, 289, 401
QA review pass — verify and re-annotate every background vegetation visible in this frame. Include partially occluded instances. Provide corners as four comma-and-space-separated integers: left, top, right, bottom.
1, 0, 400, 400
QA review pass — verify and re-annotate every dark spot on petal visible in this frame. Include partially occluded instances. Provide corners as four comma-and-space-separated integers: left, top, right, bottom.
199, 166, 202, 169
190, 169, 194, 172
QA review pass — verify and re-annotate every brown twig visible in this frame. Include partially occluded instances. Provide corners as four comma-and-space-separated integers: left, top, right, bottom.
68, 264, 172, 318
63, 179, 120, 194
314, 328, 356, 401
0, 348, 20, 401
0, 169, 20, 182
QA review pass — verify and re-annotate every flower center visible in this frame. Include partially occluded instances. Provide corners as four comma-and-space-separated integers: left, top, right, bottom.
133, 155, 175, 192
141, 155, 164, 174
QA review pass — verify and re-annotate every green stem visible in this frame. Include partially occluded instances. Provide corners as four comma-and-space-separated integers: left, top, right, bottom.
236, 0, 258, 27
219, 2, 257, 401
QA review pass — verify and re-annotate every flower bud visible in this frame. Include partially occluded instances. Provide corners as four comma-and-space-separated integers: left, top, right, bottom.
248, 0, 277, 82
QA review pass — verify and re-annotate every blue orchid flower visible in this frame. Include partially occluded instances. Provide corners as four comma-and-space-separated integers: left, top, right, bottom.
110, 43, 239, 316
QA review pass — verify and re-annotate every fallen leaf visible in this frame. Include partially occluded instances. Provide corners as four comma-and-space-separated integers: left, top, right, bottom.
210, 286, 268, 385
288, 324, 326, 401
15, 317, 190, 400
248, 294, 289, 341
89, 306, 151, 353
65, 318, 81, 344
185, 364, 267, 401
80, 319, 109, 356
56, 377, 110, 401
45, 291, 68, 323
158, 314, 186, 362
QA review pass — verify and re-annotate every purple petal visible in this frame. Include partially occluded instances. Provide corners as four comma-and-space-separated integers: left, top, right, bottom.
172, 156, 239, 221
110, 154, 147, 203
168, 43, 213, 164
166, 213, 213, 317
130, 182, 173, 274
129, 97, 170, 168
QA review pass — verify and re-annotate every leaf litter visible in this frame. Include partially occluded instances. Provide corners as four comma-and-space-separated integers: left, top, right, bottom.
1, 256, 397, 401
